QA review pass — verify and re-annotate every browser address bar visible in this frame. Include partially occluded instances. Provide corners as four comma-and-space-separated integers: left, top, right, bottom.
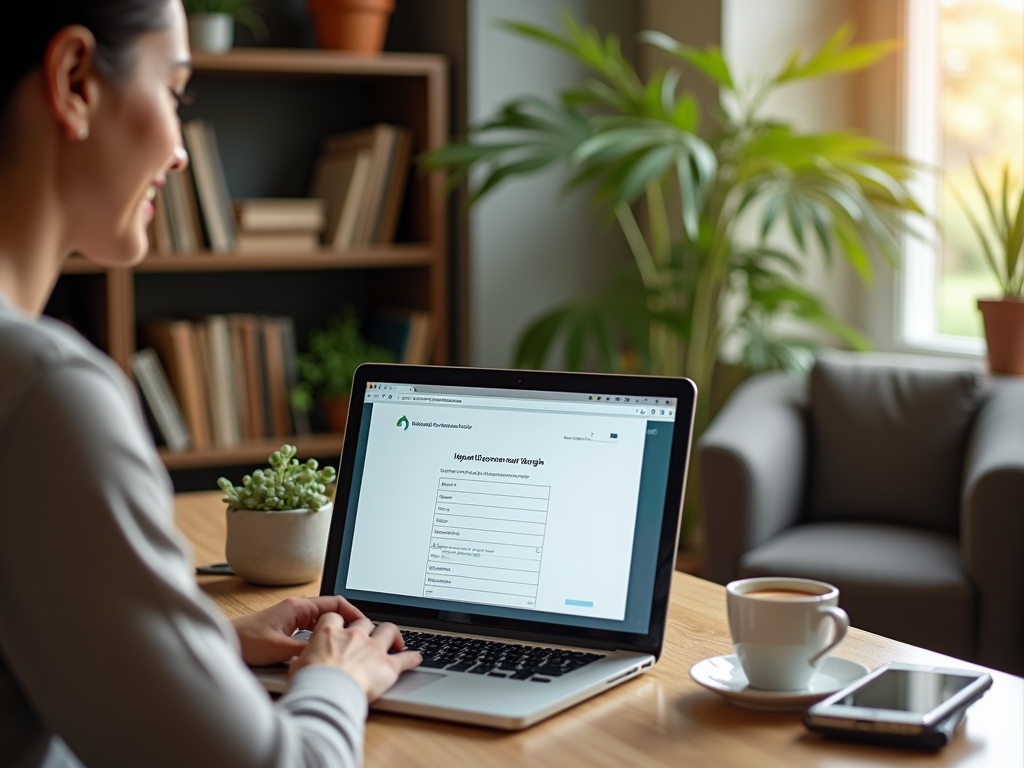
391, 393, 650, 416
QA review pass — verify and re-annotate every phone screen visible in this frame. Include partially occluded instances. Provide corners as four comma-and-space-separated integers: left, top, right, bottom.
837, 669, 976, 714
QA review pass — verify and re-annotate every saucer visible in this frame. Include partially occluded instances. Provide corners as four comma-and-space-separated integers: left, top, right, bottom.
689, 654, 869, 712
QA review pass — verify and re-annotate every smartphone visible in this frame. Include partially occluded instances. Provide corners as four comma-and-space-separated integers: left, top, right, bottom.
803, 662, 992, 750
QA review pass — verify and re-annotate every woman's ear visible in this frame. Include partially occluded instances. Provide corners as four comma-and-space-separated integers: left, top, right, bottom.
43, 25, 101, 142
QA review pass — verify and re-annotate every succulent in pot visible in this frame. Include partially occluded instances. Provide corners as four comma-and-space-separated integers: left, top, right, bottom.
217, 444, 337, 586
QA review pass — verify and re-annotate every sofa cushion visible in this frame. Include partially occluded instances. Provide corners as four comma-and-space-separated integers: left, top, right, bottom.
738, 522, 975, 660
808, 353, 984, 534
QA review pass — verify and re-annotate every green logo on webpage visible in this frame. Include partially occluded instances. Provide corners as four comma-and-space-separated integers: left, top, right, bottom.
397, 415, 409, 430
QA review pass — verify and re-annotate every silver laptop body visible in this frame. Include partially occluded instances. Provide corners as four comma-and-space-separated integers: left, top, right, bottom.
265, 365, 696, 730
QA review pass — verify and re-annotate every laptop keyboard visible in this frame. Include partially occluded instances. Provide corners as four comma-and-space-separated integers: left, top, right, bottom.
401, 631, 605, 682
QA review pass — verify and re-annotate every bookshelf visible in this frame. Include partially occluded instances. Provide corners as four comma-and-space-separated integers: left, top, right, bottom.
50, 49, 449, 485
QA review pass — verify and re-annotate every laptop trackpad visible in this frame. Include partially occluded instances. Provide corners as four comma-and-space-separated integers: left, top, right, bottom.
389, 670, 445, 696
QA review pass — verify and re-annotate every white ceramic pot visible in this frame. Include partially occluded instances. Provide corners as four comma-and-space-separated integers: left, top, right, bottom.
225, 502, 333, 586
188, 13, 234, 54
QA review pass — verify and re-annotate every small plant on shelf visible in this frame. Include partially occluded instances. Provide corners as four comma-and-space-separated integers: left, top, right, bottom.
183, 0, 257, 17
183, 0, 267, 53
217, 444, 336, 512
291, 309, 395, 431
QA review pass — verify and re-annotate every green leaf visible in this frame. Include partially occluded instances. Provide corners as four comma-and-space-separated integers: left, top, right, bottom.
620, 145, 678, 203
514, 307, 574, 370
785, 194, 807, 250
760, 193, 782, 241
672, 93, 701, 132
833, 218, 873, 282
639, 31, 736, 91
774, 22, 899, 84
952, 184, 1003, 290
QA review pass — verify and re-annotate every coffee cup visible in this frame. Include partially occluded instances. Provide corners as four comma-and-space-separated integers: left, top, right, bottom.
726, 577, 849, 691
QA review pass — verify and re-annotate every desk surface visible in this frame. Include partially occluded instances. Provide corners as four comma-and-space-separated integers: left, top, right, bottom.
176, 491, 1023, 768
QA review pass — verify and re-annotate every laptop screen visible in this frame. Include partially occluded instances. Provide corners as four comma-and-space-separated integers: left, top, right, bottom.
330, 378, 680, 636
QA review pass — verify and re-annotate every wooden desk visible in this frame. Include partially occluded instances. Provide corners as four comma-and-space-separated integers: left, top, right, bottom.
177, 491, 1023, 768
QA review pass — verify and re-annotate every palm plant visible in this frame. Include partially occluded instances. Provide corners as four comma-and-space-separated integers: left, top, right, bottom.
423, 14, 923, 543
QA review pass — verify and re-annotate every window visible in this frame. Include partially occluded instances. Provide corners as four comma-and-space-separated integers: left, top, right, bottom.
902, 0, 1023, 353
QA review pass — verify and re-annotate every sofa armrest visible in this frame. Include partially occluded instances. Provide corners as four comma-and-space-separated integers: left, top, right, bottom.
962, 377, 1024, 675
699, 372, 807, 585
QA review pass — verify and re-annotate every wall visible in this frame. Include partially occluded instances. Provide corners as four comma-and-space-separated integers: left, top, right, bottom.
721, 0, 894, 343
467, 0, 640, 368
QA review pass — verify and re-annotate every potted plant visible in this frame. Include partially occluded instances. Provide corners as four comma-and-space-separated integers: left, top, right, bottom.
218, 445, 337, 585
291, 309, 395, 432
184, 0, 265, 54
958, 161, 1024, 374
422, 14, 923, 546
307, 0, 395, 53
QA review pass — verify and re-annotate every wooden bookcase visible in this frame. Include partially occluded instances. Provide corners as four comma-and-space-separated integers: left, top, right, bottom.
51, 49, 448, 480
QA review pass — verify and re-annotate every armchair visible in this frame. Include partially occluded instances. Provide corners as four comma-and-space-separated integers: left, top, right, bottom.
699, 352, 1024, 675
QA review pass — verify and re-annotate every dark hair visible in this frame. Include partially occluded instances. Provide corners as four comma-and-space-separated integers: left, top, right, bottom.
0, 0, 171, 121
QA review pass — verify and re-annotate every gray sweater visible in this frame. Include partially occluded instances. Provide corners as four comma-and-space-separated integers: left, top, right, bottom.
0, 291, 367, 768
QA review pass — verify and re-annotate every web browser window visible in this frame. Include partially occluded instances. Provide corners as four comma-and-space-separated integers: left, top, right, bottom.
334, 382, 678, 632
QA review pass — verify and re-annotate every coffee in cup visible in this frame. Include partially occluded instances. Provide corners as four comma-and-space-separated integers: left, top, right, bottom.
726, 577, 849, 692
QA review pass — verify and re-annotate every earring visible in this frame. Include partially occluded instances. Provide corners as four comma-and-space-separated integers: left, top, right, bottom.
77, 126, 89, 141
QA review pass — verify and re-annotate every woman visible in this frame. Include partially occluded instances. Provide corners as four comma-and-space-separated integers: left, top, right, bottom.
0, 2, 421, 766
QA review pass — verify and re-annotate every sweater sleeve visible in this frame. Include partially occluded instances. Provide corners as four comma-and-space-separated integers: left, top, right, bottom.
0, 359, 366, 768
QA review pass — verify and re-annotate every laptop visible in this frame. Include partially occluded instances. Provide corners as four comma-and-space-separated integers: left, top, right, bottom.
257, 364, 696, 729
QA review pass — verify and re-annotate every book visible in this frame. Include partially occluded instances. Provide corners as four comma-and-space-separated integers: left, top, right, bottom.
151, 187, 173, 255
143, 320, 211, 449
205, 315, 240, 447
317, 124, 411, 246
163, 172, 189, 252
183, 119, 236, 252
259, 317, 291, 437
311, 148, 372, 250
130, 348, 192, 452
234, 198, 326, 233
228, 316, 251, 440
277, 316, 310, 437
238, 315, 267, 441
374, 129, 413, 243
369, 309, 434, 365
176, 166, 205, 252
235, 232, 320, 255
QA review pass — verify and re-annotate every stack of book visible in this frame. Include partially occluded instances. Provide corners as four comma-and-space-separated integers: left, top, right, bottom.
234, 199, 326, 255
311, 124, 412, 250
149, 119, 414, 257
135, 315, 308, 451
151, 169, 204, 254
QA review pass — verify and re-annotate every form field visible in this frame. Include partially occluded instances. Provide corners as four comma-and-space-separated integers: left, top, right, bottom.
436, 490, 548, 511
425, 478, 551, 606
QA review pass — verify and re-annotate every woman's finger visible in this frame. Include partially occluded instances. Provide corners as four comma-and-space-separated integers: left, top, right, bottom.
345, 617, 376, 636
390, 649, 423, 675
307, 595, 367, 624
369, 621, 405, 652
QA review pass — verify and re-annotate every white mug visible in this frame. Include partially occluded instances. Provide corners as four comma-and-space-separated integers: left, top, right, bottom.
726, 576, 850, 691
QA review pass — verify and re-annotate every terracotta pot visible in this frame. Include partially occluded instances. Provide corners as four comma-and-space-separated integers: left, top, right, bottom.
978, 298, 1024, 374
307, 0, 395, 53
323, 395, 350, 433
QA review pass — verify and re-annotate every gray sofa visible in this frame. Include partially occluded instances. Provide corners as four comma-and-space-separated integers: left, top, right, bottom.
699, 352, 1024, 675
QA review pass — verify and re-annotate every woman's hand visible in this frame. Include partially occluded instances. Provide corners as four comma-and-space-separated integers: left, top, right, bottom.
231, 596, 367, 667
290, 614, 422, 701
